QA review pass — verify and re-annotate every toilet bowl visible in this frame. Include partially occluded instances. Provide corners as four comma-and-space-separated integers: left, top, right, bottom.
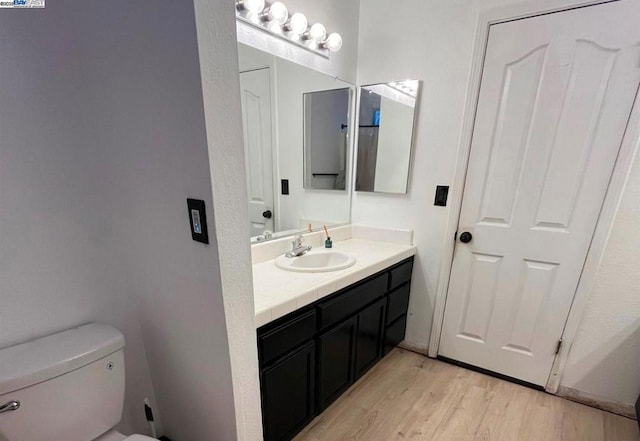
0, 324, 158, 441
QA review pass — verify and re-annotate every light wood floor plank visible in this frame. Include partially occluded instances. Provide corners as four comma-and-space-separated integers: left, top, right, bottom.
603, 411, 640, 440
294, 349, 640, 441
473, 380, 532, 441
389, 361, 474, 440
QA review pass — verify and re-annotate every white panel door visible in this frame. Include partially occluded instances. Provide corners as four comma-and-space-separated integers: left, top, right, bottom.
440, 0, 640, 386
240, 68, 275, 237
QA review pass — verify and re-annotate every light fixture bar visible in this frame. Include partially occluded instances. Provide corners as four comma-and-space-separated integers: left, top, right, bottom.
235, 1, 342, 59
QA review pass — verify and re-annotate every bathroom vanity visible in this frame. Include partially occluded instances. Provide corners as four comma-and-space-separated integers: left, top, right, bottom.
252, 227, 415, 441
238, 34, 420, 441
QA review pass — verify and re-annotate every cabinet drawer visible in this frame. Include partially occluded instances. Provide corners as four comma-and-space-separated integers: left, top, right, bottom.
317, 273, 388, 330
259, 310, 316, 366
389, 259, 414, 291
384, 314, 408, 356
386, 283, 411, 325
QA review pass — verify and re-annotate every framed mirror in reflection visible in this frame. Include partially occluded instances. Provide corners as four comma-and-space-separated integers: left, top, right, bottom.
237, 43, 354, 241
355, 80, 420, 194
303, 88, 350, 191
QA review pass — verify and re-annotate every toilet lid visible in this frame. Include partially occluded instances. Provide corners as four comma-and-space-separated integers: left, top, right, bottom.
124, 436, 158, 441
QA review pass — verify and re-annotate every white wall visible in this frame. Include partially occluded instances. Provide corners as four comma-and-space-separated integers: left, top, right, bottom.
354, 0, 640, 410
100, 1, 246, 439
375, 95, 415, 193
0, 3, 160, 435
0, 1, 250, 440
560, 150, 640, 410
194, 2, 264, 440
236, 0, 360, 84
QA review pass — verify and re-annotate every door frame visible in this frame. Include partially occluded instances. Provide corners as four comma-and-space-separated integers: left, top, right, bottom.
428, 0, 640, 393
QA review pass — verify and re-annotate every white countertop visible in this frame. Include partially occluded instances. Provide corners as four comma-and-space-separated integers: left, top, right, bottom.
253, 239, 416, 328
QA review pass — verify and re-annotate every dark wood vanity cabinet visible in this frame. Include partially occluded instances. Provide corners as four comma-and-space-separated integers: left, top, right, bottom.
257, 257, 414, 441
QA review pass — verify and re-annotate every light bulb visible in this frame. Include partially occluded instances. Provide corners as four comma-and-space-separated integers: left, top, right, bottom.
305, 23, 326, 43
285, 12, 308, 34
263, 1, 288, 25
266, 20, 283, 33
237, 0, 265, 14
323, 32, 343, 52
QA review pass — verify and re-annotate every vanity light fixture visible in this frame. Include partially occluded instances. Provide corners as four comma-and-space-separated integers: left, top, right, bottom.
236, 1, 342, 58
261, 1, 288, 25
236, 0, 265, 14
284, 12, 308, 35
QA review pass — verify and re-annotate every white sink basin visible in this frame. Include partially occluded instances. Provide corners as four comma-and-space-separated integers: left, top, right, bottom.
275, 250, 356, 273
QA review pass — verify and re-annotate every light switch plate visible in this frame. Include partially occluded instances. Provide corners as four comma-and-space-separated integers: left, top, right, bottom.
281, 179, 289, 195
187, 198, 209, 244
434, 186, 449, 207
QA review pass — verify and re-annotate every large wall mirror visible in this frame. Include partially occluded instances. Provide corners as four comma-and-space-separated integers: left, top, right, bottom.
355, 80, 420, 194
237, 43, 354, 241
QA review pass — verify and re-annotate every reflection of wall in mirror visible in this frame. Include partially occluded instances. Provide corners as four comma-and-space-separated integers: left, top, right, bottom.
375, 94, 414, 193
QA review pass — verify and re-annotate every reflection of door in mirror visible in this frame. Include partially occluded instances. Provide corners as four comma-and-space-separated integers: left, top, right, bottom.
239, 68, 275, 237
303, 88, 350, 191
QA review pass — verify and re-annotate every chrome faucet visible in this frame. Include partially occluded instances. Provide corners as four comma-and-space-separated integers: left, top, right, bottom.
286, 234, 312, 258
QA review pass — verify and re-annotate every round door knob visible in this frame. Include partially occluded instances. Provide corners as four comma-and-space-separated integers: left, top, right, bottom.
262, 210, 273, 219
459, 232, 473, 243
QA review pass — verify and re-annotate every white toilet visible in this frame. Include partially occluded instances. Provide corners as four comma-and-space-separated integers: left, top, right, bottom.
0, 323, 157, 441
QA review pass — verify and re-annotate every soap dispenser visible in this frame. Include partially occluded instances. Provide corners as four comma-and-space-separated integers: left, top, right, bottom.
323, 225, 332, 248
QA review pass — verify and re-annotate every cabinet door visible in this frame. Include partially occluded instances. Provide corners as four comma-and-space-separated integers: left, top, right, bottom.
317, 316, 357, 412
384, 314, 408, 356
355, 298, 386, 379
261, 342, 315, 441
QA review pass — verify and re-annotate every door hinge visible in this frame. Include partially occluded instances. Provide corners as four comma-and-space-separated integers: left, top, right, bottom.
555, 339, 563, 355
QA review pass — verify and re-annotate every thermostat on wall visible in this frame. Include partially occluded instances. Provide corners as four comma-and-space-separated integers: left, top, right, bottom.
187, 198, 209, 244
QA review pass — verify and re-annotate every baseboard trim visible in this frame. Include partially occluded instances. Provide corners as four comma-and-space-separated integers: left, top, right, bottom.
557, 386, 637, 420
398, 341, 429, 356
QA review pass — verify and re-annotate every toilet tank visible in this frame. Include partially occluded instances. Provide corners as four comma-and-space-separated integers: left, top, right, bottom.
0, 324, 126, 441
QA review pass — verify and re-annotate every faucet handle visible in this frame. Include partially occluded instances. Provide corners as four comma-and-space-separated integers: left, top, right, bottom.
293, 234, 304, 247
0, 400, 20, 414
